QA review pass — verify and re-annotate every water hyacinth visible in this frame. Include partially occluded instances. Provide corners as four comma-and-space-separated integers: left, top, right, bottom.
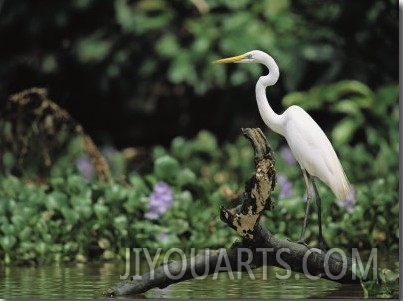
277, 173, 294, 199
280, 146, 296, 165
156, 232, 170, 244
145, 181, 174, 220
75, 156, 94, 180
337, 185, 356, 213
101, 145, 118, 159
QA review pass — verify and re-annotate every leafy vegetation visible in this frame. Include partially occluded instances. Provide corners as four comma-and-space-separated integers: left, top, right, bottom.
0, 79, 398, 266
0, 5, 398, 299
0, 0, 397, 146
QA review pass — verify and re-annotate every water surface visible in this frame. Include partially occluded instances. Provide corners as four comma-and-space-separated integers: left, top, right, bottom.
0, 262, 366, 299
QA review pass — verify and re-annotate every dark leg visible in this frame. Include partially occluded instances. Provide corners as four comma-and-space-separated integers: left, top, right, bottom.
299, 196, 311, 241
311, 178, 326, 251
299, 170, 313, 241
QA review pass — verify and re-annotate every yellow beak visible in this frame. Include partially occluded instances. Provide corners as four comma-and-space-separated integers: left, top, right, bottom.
213, 54, 247, 64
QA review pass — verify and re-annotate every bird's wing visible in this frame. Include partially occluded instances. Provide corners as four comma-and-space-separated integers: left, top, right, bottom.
283, 106, 350, 199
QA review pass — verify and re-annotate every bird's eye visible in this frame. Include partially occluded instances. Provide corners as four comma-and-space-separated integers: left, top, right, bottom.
246, 54, 252, 59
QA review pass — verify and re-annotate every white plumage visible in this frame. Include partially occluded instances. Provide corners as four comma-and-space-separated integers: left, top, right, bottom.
215, 50, 352, 247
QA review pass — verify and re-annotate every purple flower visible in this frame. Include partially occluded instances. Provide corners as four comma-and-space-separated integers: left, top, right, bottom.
145, 182, 174, 220
75, 156, 94, 180
277, 173, 294, 199
337, 185, 356, 213
156, 232, 170, 244
101, 145, 118, 159
280, 146, 297, 166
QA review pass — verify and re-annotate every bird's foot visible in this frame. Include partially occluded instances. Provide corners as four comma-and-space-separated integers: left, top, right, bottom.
288, 239, 328, 255
317, 241, 327, 253
287, 238, 315, 250
295, 239, 311, 249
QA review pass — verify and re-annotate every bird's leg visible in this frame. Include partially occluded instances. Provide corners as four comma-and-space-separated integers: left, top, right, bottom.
311, 178, 326, 251
299, 170, 313, 242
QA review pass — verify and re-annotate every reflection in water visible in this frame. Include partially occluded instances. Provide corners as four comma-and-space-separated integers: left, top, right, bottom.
0, 262, 367, 299
0, 263, 118, 299
146, 267, 348, 299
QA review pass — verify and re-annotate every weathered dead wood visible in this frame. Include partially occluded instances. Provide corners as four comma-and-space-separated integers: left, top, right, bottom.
220, 128, 275, 239
104, 224, 360, 297
0, 88, 110, 181
104, 128, 361, 297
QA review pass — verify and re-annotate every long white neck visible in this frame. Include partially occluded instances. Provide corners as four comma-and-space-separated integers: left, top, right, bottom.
255, 54, 284, 136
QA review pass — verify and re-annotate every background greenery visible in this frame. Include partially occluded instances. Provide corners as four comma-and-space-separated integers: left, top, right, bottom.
0, 0, 399, 266
0, 0, 397, 146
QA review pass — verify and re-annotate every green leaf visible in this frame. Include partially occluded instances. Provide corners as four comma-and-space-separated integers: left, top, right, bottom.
19, 227, 32, 241
382, 268, 399, 283
332, 99, 361, 115
49, 177, 66, 191
114, 215, 128, 230
2, 152, 15, 170
128, 174, 150, 194
0, 236, 17, 252
1, 223, 16, 236
78, 205, 93, 219
46, 191, 68, 210
94, 203, 109, 219
76, 33, 111, 63
11, 215, 24, 231
282, 92, 308, 108
168, 54, 195, 84
176, 168, 197, 187
61, 208, 80, 225
170, 136, 191, 160
156, 34, 179, 58
331, 117, 361, 145
154, 155, 180, 181
192, 130, 218, 155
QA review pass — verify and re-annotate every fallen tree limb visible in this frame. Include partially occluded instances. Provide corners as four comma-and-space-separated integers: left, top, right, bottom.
104, 224, 360, 297
104, 128, 361, 297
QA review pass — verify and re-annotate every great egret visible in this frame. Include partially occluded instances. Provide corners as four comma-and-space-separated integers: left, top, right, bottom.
214, 50, 351, 249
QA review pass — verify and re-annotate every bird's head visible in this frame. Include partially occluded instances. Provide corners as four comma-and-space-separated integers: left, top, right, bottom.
214, 49, 280, 87
213, 50, 268, 64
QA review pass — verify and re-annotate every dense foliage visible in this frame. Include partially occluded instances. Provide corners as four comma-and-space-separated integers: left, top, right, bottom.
0, 79, 398, 265
0, 0, 397, 146
0, 0, 398, 269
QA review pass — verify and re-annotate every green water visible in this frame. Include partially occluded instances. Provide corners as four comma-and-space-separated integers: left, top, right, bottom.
0, 262, 364, 299
0, 251, 399, 299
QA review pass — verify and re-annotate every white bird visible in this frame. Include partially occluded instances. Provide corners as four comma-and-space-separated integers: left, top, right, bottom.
214, 50, 351, 249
